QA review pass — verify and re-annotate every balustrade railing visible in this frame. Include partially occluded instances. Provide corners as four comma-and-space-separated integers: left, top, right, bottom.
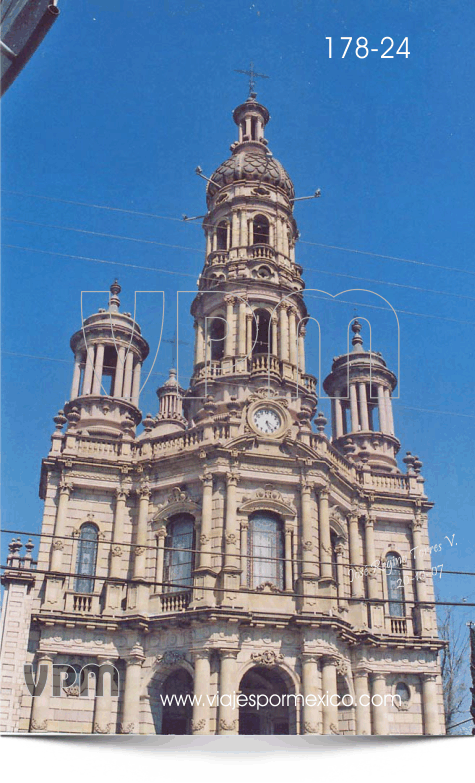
160, 591, 191, 613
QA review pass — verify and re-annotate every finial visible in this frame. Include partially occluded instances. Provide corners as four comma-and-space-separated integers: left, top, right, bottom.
109, 280, 121, 313
315, 411, 327, 433
351, 318, 364, 352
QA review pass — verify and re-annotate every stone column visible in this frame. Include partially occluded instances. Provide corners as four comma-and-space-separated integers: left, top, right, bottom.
110, 488, 129, 579
240, 520, 249, 586
334, 397, 344, 439
421, 674, 440, 735
224, 472, 239, 570
246, 312, 253, 357
318, 488, 332, 579
284, 524, 293, 591
122, 350, 134, 400
224, 297, 234, 357
238, 299, 247, 355
371, 673, 388, 735
30, 653, 54, 732
199, 472, 213, 570
91, 343, 105, 395
321, 656, 338, 734
301, 482, 317, 577
240, 211, 247, 246
133, 486, 150, 579
279, 303, 289, 362
358, 382, 369, 430
131, 361, 142, 407
354, 669, 371, 735
192, 650, 211, 734
301, 653, 320, 734
82, 344, 95, 395
288, 308, 297, 367
412, 515, 428, 603
93, 658, 115, 734
271, 315, 278, 358
377, 384, 388, 433
120, 645, 145, 734
232, 212, 239, 248
348, 513, 364, 598
384, 388, 394, 435
70, 350, 83, 399
50, 479, 72, 571
349, 383, 359, 432
155, 528, 166, 590
364, 515, 378, 600
298, 326, 306, 373
218, 650, 238, 734
113, 345, 126, 397
196, 320, 205, 365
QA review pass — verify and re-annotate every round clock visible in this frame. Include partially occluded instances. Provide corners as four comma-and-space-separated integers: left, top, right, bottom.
252, 406, 282, 435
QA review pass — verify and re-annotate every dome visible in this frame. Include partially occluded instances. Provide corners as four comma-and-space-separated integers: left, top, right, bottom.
208, 147, 295, 200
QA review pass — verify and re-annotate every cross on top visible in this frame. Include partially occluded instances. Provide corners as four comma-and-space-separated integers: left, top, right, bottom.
234, 62, 269, 97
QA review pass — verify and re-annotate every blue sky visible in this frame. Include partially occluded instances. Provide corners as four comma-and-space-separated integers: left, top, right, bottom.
2, 0, 474, 675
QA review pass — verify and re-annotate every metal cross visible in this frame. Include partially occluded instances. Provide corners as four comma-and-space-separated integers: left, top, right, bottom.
162, 328, 190, 367
234, 62, 269, 96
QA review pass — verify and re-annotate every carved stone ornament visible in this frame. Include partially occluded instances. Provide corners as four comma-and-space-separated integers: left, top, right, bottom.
134, 546, 146, 556
239, 484, 296, 518
303, 540, 313, 552
200, 534, 209, 545
119, 723, 135, 734
156, 651, 185, 666
304, 722, 319, 734
191, 719, 206, 732
330, 723, 340, 735
94, 722, 111, 734
63, 685, 80, 697
337, 659, 349, 676
52, 539, 64, 550
219, 719, 237, 731
111, 545, 123, 557
225, 533, 237, 546
251, 650, 284, 666
31, 719, 48, 731
168, 487, 188, 504
255, 581, 282, 594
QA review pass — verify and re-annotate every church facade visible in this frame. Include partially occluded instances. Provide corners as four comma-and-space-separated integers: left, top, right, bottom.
0, 92, 445, 735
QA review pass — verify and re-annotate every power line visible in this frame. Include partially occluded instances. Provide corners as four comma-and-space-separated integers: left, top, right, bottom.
2, 528, 475, 577
4, 187, 475, 280
3, 349, 475, 420
1, 561, 474, 608
4, 243, 475, 328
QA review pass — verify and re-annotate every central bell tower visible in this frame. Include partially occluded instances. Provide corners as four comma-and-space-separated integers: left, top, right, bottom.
186, 93, 317, 430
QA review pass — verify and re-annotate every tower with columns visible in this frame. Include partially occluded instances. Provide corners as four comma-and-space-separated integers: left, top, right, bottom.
0, 91, 445, 736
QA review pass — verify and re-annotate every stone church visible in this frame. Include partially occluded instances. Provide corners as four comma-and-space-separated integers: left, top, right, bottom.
0, 91, 445, 735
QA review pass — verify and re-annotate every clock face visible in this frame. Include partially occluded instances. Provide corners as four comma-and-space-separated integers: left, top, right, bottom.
253, 407, 282, 435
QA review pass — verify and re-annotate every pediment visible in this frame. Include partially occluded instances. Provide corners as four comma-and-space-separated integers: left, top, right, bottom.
239, 485, 297, 519
152, 486, 201, 523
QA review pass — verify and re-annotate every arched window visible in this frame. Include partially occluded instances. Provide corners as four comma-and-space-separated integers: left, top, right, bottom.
209, 317, 226, 361
251, 308, 272, 355
216, 220, 230, 250
75, 523, 98, 593
253, 214, 269, 245
386, 552, 405, 617
247, 512, 284, 590
163, 514, 195, 593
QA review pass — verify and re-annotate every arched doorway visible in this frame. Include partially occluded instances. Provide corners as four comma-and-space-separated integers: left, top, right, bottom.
157, 668, 193, 735
238, 666, 295, 735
